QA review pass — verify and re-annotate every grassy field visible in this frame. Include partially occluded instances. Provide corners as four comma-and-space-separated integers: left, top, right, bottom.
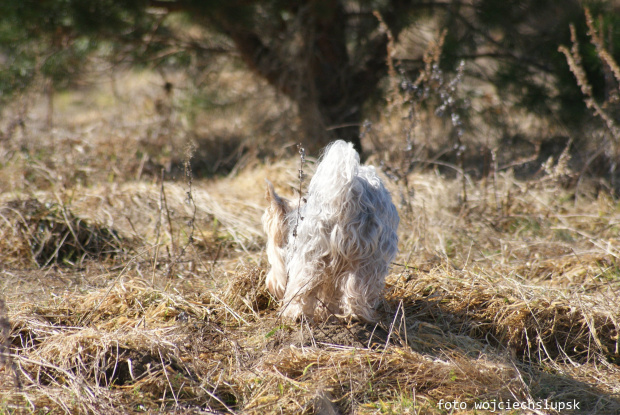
0, 68, 619, 414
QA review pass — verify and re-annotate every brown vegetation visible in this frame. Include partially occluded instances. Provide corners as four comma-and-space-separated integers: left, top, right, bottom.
1, 42, 620, 415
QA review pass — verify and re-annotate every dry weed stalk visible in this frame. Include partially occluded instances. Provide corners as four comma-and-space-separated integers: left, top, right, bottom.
183, 141, 197, 247
0, 297, 22, 390
584, 9, 620, 101
379, 29, 470, 213
559, 9, 620, 190
275, 144, 309, 321
291, 143, 306, 241
152, 170, 166, 285
540, 139, 575, 191
166, 141, 198, 273
373, 11, 398, 109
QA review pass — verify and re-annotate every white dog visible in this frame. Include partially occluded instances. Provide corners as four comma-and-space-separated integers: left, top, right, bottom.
262, 140, 399, 322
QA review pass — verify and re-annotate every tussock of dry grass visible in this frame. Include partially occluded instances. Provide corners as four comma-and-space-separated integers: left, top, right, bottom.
67, 180, 265, 251
387, 269, 619, 364
2, 159, 620, 413
3, 258, 618, 413
2, 69, 620, 414
0, 198, 125, 268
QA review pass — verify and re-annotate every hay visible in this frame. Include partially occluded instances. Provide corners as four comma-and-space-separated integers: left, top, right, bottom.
4, 279, 234, 413
257, 346, 523, 411
3, 263, 619, 414
222, 266, 274, 317
3, 165, 620, 414
0, 198, 126, 268
2, 74, 620, 413
386, 267, 620, 365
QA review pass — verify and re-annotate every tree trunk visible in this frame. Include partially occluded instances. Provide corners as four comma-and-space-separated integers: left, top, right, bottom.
216, 1, 388, 157
296, 87, 364, 155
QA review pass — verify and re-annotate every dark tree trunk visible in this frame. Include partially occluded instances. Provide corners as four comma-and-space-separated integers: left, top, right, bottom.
297, 98, 363, 156
210, 1, 393, 156
145, 1, 414, 156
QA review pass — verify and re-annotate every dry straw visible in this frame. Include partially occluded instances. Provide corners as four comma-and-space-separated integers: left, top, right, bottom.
2, 13, 620, 413
4, 133, 619, 413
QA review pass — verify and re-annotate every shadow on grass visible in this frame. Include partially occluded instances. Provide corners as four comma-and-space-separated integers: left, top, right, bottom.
361, 295, 620, 414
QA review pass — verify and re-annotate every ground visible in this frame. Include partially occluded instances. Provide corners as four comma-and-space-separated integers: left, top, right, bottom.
0, 69, 619, 414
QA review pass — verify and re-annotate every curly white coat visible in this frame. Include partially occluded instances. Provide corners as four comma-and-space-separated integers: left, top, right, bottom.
262, 140, 399, 322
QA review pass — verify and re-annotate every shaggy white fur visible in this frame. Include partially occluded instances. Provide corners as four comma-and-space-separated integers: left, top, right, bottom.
262, 140, 399, 322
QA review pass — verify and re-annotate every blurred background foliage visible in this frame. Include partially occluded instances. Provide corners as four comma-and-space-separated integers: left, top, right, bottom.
1, 0, 620, 186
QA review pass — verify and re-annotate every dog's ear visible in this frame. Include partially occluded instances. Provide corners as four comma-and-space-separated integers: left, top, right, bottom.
265, 180, 277, 203
265, 180, 290, 216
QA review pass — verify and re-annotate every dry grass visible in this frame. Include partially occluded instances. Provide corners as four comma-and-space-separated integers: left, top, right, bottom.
1, 67, 620, 415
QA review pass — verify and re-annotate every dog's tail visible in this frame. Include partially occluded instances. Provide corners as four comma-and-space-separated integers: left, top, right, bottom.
307, 140, 361, 207
303, 139, 397, 258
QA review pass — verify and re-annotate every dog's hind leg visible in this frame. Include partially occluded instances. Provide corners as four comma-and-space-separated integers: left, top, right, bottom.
340, 269, 384, 322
